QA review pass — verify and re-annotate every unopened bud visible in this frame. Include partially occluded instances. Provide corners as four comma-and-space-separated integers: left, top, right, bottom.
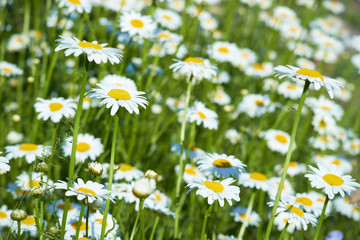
35, 162, 49, 173
11, 209, 27, 221
49, 226, 59, 235
31, 188, 45, 198
27, 77, 34, 83
12, 114, 21, 122
145, 170, 158, 179
132, 178, 156, 199
88, 162, 103, 176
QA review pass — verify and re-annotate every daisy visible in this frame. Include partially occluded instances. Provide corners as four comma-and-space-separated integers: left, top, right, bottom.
208, 41, 238, 63
231, 206, 260, 226
154, 9, 181, 30
64, 217, 90, 239
55, 36, 123, 64
112, 163, 143, 182
333, 197, 359, 220
307, 96, 343, 120
170, 57, 217, 80
197, 153, 246, 178
0, 153, 10, 174
311, 114, 337, 136
212, 88, 231, 106
147, 190, 171, 209
57, 0, 92, 14
90, 211, 118, 239
291, 193, 323, 216
119, 11, 156, 38
166, 97, 185, 112
0, 61, 23, 77
54, 178, 113, 203
7, 33, 30, 52
63, 133, 103, 163
239, 172, 270, 192
309, 135, 339, 151
217, 234, 238, 240
225, 129, 241, 144
245, 62, 273, 78
274, 161, 306, 177
268, 177, 294, 197
305, 164, 360, 199
263, 129, 294, 155
296, 58, 316, 70
236, 94, 271, 118
50, 200, 81, 218
5, 143, 51, 164
343, 138, 360, 156
274, 65, 342, 99
187, 101, 219, 130
89, 84, 148, 115
277, 81, 304, 99
170, 143, 206, 160
177, 164, 205, 184
11, 215, 37, 237
100, 74, 137, 90
0, 205, 12, 227
186, 178, 240, 207
34, 97, 77, 123
15, 171, 50, 191
323, 0, 344, 14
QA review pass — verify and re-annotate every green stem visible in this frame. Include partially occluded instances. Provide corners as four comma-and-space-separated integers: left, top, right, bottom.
278, 223, 289, 240
238, 192, 256, 239
200, 204, 213, 240
174, 75, 194, 238
264, 81, 310, 240
17, 221, 21, 240
35, 199, 40, 232
75, 203, 86, 240
100, 114, 119, 239
86, 205, 90, 237
149, 216, 160, 240
313, 196, 329, 240
60, 60, 89, 240
130, 199, 144, 240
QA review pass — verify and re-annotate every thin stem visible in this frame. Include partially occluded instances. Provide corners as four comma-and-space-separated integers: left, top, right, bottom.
17, 221, 21, 240
278, 223, 289, 240
100, 114, 119, 239
86, 205, 90, 237
60, 60, 89, 240
264, 81, 310, 240
313, 196, 330, 240
130, 199, 145, 240
200, 204, 213, 240
238, 192, 256, 239
75, 203, 86, 240
174, 75, 194, 238
149, 216, 160, 240
35, 199, 40, 232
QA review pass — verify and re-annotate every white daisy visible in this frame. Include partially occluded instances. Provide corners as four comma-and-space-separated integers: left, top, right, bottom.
212, 88, 231, 106
15, 171, 50, 191
176, 164, 205, 184
263, 129, 294, 155
231, 206, 260, 226
274, 65, 342, 99
274, 161, 306, 177
197, 153, 246, 178
305, 164, 360, 199
5, 143, 51, 164
343, 138, 360, 156
57, 0, 92, 14
170, 57, 217, 80
320, 155, 352, 174
333, 197, 359, 220
225, 129, 241, 144
277, 81, 304, 99
90, 210, 118, 239
267, 177, 294, 198
11, 215, 37, 236
306, 96, 343, 121
236, 94, 271, 118
55, 36, 123, 64
311, 114, 337, 136
245, 62, 273, 78
239, 172, 270, 191
0, 152, 10, 174
186, 178, 240, 207
187, 101, 219, 130
0, 205, 12, 227
291, 193, 323, 216
54, 178, 113, 203
34, 97, 77, 123
63, 133, 103, 163
309, 135, 339, 151
119, 11, 156, 38
208, 41, 238, 63
89, 84, 148, 115
154, 8, 181, 30
100, 74, 137, 90
112, 163, 143, 182
0, 61, 23, 77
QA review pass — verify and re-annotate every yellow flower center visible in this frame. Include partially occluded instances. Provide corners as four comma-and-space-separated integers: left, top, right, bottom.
275, 134, 288, 144
319, 120, 327, 128
197, 111, 207, 119
215, 92, 223, 99
130, 19, 144, 28
71, 221, 86, 231
250, 172, 267, 181
184, 166, 197, 175
49, 102, 64, 112
345, 197, 350, 203
282, 161, 298, 168
79, 237, 91, 240
323, 173, 343, 186
119, 164, 134, 171
286, 84, 298, 90
318, 136, 329, 143
320, 105, 331, 111
255, 100, 264, 106
351, 143, 360, 150
331, 159, 341, 166
58, 203, 74, 210
0, 211, 7, 218
253, 63, 265, 70
107, 89, 131, 100
77, 41, 103, 50
203, 180, 224, 193
184, 57, 205, 66
76, 142, 91, 152
76, 187, 97, 196
68, 0, 81, 4
2, 67, 13, 73
154, 192, 162, 201
21, 216, 36, 225
28, 180, 40, 188
212, 159, 232, 168
19, 143, 38, 151
95, 218, 108, 228
158, 32, 171, 39
296, 197, 313, 206
286, 205, 304, 217
218, 47, 230, 53
295, 69, 324, 81
162, 15, 172, 21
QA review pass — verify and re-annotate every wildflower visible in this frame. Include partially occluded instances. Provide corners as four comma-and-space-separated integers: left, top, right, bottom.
91, 211, 118, 239
50, 201, 81, 218
119, 11, 156, 38
312, 114, 337, 136
170, 57, 217, 80
309, 135, 339, 151
225, 129, 241, 144
268, 177, 294, 197
277, 81, 304, 99
5, 143, 51, 164
296, 58, 316, 70
305, 164, 360, 199
0, 153, 10, 174
245, 62, 273, 78
132, 177, 156, 199
112, 163, 143, 182
236, 94, 272, 118
55, 36, 123, 64
34, 97, 76, 123
231, 206, 260, 226
7, 33, 29, 52
333, 197, 359, 220
154, 8, 181, 30
64, 217, 90, 239
63, 133, 103, 163
6, 131, 24, 144
15, 171, 51, 191
343, 138, 360, 156
0, 61, 23, 77
319, 156, 353, 174
0, 205, 12, 227
323, 1, 344, 14
54, 178, 113, 203
274, 65, 342, 99
89, 84, 148, 115
57, 0, 92, 14
176, 164, 205, 184
100, 74, 137, 90
239, 172, 270, 191
212, 88, 231, 106
187, 101, 219, 130
307, 96, 343, 120
197, 153, 246, 178
88, 162, 103, 176
325, 230, 344, 240
274, 161, 306, 177
187, 178, 240, 207
263, 129, 294, 155
208, 41, 238, 63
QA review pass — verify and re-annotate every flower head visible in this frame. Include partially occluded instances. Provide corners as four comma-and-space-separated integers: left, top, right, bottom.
34, 97, 77, 123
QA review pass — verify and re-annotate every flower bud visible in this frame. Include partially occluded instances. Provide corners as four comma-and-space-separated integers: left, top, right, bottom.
35, 162, 49, 173
30, 188, 45, 198
132, 178, 156, 199
88, 162, 103, 176
49, 226, 59, 235
11, 209, 27, 221
144, 170, 158, 179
